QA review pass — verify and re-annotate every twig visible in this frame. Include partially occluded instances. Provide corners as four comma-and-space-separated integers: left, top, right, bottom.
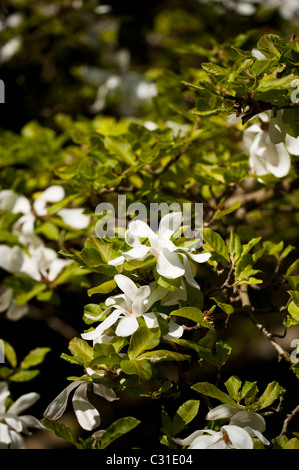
277, 404, 299, 438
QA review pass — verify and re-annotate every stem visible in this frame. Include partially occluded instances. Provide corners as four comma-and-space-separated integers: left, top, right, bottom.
277, 404, 299, 438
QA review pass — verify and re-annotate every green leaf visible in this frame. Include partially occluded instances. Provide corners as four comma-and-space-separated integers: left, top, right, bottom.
87, 279, 116, 296
240, 381, 258, 403
210, 297, 234, 316
203, 228, 230, 263
41, 418, 82, 448
228, 231, 242, 263
138, 350, 191, 363
172, 400, 200, 436
0, 339, 17, 368
99, 416, 140, 449
120, 358, 152, 382
191, 382, 237, 406
224, 376, 242, 401
104, 135, 136, 166
288, 301, 299, 322
127, 326, 160, 360
216, 340, 232, 367
20, 347, 51, 369
9, 370, 40, 382
288, 291, 299, 307
68, 337, 94, 362
170, 306, 203, 324
253, 381, 286, 410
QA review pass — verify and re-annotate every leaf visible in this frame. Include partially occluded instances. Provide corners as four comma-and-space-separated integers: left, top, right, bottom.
99, 416, 140, 449
120, 358, 152, 382
172, 400, 200, 436
0, 339, 17, 368
9, 370, 40, 382
228, 231, 242, 263
170, 306, 203, 324
216, 340, 232, 367
41, 418, 82, 448
191, 382, 237, 406
138, 350, 191, 363
287, 301, 299, 322
167, 338, 217, 366
203, 228, 230, 263
20, 347, 51, 369
210, 297, 234, 315
288, 290, 299, 307
127, 326, 160, 360
253, 381, 286, 410
68, 337, 94, 362
224, 376, 242, 401
104, 135, 136, 166
87, 279, 116, 296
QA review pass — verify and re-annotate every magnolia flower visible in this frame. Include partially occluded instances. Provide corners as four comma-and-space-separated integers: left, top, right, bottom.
108, 212, 211, 289
0, 287, 28, 321
173, 424, 262, 449
19, 245, 72, 283
33, 185, 90, 230
0, 382, 44, 449
82, 274, 184, 340
206, 403, 269, 445
43, 379, 118, 431
243, 112, 291, 177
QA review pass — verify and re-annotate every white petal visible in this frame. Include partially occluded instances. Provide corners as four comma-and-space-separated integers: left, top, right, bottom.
92, 384, 119, 402
9, 392, 40, 416
81, 310, 121, 340
251, 48, 267, 60
163, 319, 184, 339
40, 185, 65, 203
12, 195, 31, 215
243, 426, 270, 445
6, 301, 28, 321
158, 212, 183, 240
173, 429, 210, 446
0, 287, 13, 313
143, 312, 159, 329
18, 415, 44, 431
187, 252, 211, 263
182, 255, 200, 289
72, 383, 101, 431
43, 381, 80, 420
108, 255, 126, 266
0, 422, 11, 447
8, 430, 25, 449
122, 245, 151, 261
58, 208, 90, 230
115, 316, 139, 336
0, 383, 10, 413
0, 190, 19, 212
223, 425, 253, 449
19, 254, 41, 281
156, 251, 185, 279
191, 434, 225, 449
230, 411, 266, 432
114, 274, 138, 299
128, 219, 157, 240
206, 404, 241, 421
46, 259, 72, 282
131, 285, 151, 316
0, 245, 24, 273
285, 134, 299, 156
4, 416, 23, 432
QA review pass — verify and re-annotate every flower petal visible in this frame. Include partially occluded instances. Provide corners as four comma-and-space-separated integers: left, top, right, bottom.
92, 384, 119, 402
285, 134, 299, 156
72, 383, 101, 431
223, 425, 253, 449
114, 274, 138, 299
58, 208, 90, 230
43, 381, 80, 420
9, 392, 40, 416
143, 312, 159, 329
243, 426, 270, 445
81, 309, 122, 340
0, 383, 10, 413
0, 287, 13, 313
122, 245, 151, 261
230, 411, 266, 433
128, 219, 157, 240
6, 301, 28, 321
206, 404, 242, 421
163, 319, 184, 339
0, 422, 11, 447
181, 255, 200, 289
156, 251, 185, 279
158, 212, 183, 240
0, 245, 24, 274
115, 316, 139, 337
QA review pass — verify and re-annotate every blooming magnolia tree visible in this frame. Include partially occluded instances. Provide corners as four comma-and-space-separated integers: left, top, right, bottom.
1, 0, 299, 452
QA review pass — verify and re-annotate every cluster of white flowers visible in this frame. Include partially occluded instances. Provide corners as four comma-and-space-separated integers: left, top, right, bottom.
0, 382, 44, 449
174, 404, 270, 449
82, 212, 211, 342
0, 186, 90, 320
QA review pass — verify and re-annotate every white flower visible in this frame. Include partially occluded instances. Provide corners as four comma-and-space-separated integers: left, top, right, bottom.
19, 245, 72, 283
205, 403, 269, 446
82, 274, 184, 339
33, 185, 91, 230
108, 212, 211, 289
43, 379, 118, 431
243, 112, 291, 177
173, 424, 257, 449
0, 245, 24, 274
0, 382, 43, 449
0, 287, 28, 321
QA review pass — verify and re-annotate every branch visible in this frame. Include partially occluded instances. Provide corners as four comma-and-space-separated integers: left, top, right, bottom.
277, 403, 299, 438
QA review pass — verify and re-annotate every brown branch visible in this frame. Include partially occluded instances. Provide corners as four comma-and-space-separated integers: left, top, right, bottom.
277, 403, 299, 438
